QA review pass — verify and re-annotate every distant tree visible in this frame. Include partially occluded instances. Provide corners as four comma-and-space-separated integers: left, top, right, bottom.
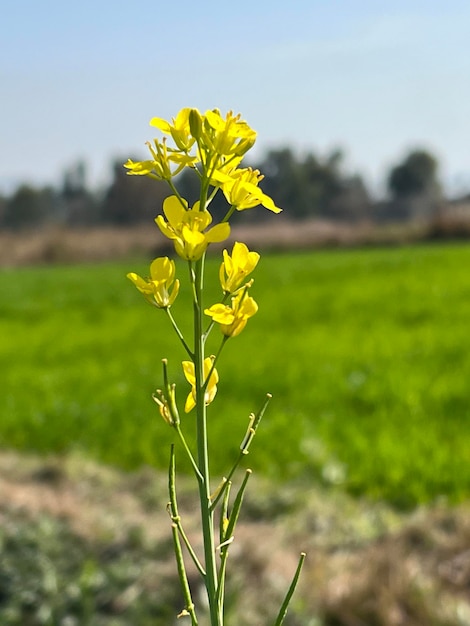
258, 147, 370, 220
2, 185, 58, 230
60, 160, 97, 225
258, 148, 308, 217
302, 149, 344, 217
326, 175, 373, 221
386, 149, 442, 220
101, 159, 170, 225
388, 150, 439, 198
62, 160, 87, 197
0, 193, 6, 226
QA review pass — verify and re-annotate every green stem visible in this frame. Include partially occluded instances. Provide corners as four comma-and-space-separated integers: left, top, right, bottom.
221, 204, 236, 223
175, 424, 204, 483
169, 444, 206, 577
168, 179, 189, 208
169, 445, 199, 625
216, 482, 231, 622
206, 185, 220, 206
223, 469, 251, 543
202, 336, 228, 396
193, 254, 221, 626
210, 394, 272, 512
215, 469, 251, 620
272, 552, 306, 626
165, 307, 193, 358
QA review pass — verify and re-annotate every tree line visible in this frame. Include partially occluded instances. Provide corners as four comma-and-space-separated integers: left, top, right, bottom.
0, 146, 443, 231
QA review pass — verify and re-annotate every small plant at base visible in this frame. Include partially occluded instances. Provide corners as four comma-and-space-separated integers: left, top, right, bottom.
126, 107, 305, 625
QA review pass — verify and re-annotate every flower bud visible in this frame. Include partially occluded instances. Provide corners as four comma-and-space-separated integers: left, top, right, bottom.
233, 135, 257, 156
189, 108, 203, 139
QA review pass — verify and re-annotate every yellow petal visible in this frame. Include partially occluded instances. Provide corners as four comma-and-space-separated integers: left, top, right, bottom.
260, 192, 282, 213
168, 279, 180, 306
149, 117, 171, 133
123, 159, 156, 176
127, 272, 153, 294
173, 108, 192, 128
205, 303, 235, 324
182, 360, 195, 385
205, 222, 230, 243
150, 257, 174, 282
182, 226, 206, 246
184, 391, 196, 413
163, 195, 187, 227
205, 109, 225, 131
203, 357, 219, 385
155, 215, 175, 240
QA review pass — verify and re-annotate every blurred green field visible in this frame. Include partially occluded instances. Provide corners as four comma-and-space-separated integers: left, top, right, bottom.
1, 243, 469, 507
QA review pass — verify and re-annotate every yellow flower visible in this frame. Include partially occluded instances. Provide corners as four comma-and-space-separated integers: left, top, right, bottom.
205, 290, 258, 337
150, 108, 196, 152
182, 357, 219, 413
208, 156, 243, 188
124, 138, 197, 181
123, 158, 159, 177
222, 167, 282, 213
201, 109, 257, 157
156, 195, 230, 261
127, 257, 179, 308
219, 242, 260, 294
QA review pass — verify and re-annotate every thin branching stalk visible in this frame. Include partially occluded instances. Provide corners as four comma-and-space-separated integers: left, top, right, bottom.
165, 307, 193, 358
168, 445, 199, 625
211, 394, 271, 511
174, 424, 204, 483
168, 445, 206, 577
193, 254, 221, 625
127, 108, 304, 626
215, 469, 252, 615
272, 552, 306, 626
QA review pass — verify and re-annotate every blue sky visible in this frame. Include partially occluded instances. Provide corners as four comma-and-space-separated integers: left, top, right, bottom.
2, 0, 469, 196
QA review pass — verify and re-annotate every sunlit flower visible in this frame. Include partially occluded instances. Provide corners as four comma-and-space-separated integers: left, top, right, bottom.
208, 156, 243, 187
205, 290, 258, 337
127, 257, 179, 308
219, 242, 260, 294
182, 357, 219, 413
156, 195, 230, 261
150, 107, 196, 152
201, 109, 257, 157
222, 167, 282, 213
124, 138, 197, 181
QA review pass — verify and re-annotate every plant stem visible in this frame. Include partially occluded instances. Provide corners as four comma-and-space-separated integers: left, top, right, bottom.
169, 445, 199, 625
165, 307, 193, 358
193, 254, 221, 625
273, 552, 306, 626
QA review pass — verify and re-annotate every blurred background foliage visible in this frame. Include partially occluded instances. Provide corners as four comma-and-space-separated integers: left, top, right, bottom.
0, 145, 454, 231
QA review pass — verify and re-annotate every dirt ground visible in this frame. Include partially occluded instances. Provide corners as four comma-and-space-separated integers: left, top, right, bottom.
0, 450, 469, 625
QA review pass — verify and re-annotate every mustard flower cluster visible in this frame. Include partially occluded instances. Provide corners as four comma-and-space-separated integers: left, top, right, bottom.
125, 109, 304, 626
126, 108, 278, 415
125, 107, 281, 255
125, 107, 273, 515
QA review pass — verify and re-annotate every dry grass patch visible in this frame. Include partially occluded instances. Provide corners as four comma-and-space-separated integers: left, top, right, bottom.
0, 450, 469, 625
0, 219, 441, 267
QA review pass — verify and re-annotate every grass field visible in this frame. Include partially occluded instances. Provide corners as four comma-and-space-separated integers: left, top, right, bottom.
1, 243, 469, 507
